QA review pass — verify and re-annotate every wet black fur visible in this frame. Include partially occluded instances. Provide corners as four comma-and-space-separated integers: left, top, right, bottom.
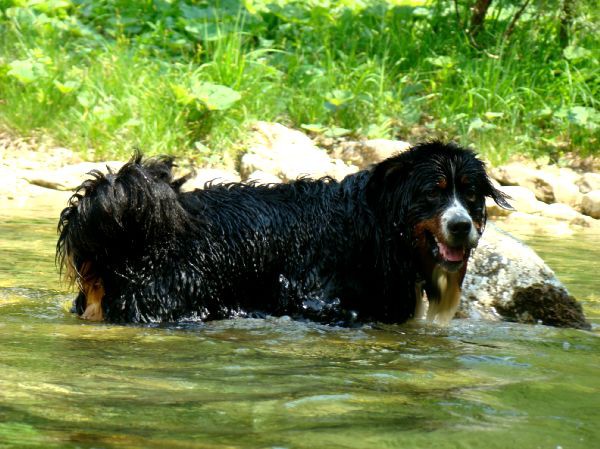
57, 142, 509, 324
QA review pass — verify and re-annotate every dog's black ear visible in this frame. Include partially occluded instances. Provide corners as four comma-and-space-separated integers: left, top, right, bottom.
366, 154, 412, 207
141, 155, 176, 184
484, 178, 514, 210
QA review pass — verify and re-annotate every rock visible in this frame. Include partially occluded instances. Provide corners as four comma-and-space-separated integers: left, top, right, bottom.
181, 168, 241, 192
528, 173, 556, 203
541, 203, 580, 221
329, 159, 358, 180
495, 283, 590, 330
581, 190, 600, 219
461, 222, 589, 329
569, 213, 599, 229
330, 139, 411, 169
576, 172, 600, 194
491, 163, 582, 207
25, 161, 124, 191
496, 185, 545, 214
245, 170, 282, 184
240, 153, 281, 178
539, 204, 600, 230
496, 212, 585, 236
0, 129, 82, 170
364, 139, 411, 160
553, 182, 582, 209
491, 162, 555, 203
240, 122, 358, 181
544, 167, 582, 208
490, 161, 536, 185
537, 166, 581, 207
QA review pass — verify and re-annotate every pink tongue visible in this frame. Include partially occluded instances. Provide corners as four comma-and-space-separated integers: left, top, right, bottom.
438, 242, 465, 262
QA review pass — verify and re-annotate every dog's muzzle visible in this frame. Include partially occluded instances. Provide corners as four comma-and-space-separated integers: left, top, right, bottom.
434, 201, 479, 272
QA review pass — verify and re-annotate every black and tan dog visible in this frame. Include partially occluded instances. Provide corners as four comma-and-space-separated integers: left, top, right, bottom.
57, 141, 510, 324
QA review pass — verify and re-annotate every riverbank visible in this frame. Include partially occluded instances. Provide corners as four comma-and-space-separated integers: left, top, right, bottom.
2, 124, 599, 237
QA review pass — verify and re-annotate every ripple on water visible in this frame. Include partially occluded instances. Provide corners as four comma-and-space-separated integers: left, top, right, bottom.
1, 202, 599, 448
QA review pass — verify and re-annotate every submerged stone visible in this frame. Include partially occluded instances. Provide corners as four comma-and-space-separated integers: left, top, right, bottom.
460, 222, 590, 329
496, 283, 590, 330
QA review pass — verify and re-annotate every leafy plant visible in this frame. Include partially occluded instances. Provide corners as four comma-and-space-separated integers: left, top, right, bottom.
0, 0, 597, 161
172, 80, 241, 112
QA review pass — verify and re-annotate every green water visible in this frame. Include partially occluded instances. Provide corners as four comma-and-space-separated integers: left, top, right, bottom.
1, 198, 599, 449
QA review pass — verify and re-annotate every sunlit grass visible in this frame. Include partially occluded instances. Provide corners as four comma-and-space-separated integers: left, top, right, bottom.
0, 0, 597, 162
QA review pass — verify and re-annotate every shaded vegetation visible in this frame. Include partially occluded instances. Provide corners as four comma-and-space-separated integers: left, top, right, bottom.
0, 0, 598, 163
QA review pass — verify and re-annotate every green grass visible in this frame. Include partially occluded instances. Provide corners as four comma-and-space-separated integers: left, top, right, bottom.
0, 0, 598, 164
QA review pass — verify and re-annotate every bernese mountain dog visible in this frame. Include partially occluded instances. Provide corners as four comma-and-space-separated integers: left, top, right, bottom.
57, 141, 509, 324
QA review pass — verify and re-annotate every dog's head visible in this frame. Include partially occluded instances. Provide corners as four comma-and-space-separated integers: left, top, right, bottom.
56, 153, 193, 321
367, 141, 511, 321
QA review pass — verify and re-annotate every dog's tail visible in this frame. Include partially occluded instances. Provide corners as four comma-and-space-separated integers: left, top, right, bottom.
57, 153, 194, 284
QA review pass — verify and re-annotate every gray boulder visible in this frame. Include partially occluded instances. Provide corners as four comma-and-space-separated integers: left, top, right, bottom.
494, 185, 545, 214
576, 172, 600, 194
491, 162, 555, 203
239, 122, 358, 181
460, 222, 589, 329
491, 163, 582, 207
581, 190, 600, 219
329, 139, 411, 169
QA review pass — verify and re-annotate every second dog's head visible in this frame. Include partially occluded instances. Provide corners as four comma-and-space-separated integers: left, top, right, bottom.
56, 154, 192, 320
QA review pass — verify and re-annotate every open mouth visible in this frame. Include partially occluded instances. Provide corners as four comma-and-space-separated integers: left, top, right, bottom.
426, 231, 466, 270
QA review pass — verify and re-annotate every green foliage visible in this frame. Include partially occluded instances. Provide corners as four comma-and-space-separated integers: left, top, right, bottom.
172, 80, 241, 112
0, 0, 597, 162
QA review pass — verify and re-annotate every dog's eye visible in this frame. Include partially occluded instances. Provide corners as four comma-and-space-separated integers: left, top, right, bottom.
465, 189, 477, 203
426, 189, 440, 201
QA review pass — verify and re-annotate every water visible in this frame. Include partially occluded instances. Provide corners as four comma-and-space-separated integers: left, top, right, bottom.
1, 197, 599, 449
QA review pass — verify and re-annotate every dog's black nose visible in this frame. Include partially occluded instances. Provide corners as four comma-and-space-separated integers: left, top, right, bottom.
447, 217, 472, 238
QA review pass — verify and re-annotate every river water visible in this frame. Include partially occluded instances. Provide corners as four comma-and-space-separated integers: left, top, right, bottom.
0, 196, 598, 449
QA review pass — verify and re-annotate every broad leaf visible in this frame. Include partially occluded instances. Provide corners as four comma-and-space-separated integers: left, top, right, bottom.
563, 46, 591, 61
468, 118, 497, 133
190, 82, 241, 111
7, 60, 38, 84
425, 56, 454, 68
54, 79, 80, 94
323, 126, 350, 138
566, 106, 599, 127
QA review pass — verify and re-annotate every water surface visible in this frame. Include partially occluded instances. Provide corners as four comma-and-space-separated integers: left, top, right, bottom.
1, 197, 598, 449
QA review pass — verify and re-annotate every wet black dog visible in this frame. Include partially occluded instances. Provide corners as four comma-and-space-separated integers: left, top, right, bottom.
57, 141, 509, 324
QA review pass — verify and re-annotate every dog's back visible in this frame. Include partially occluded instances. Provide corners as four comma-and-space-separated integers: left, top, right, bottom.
176, 174, 381, 323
